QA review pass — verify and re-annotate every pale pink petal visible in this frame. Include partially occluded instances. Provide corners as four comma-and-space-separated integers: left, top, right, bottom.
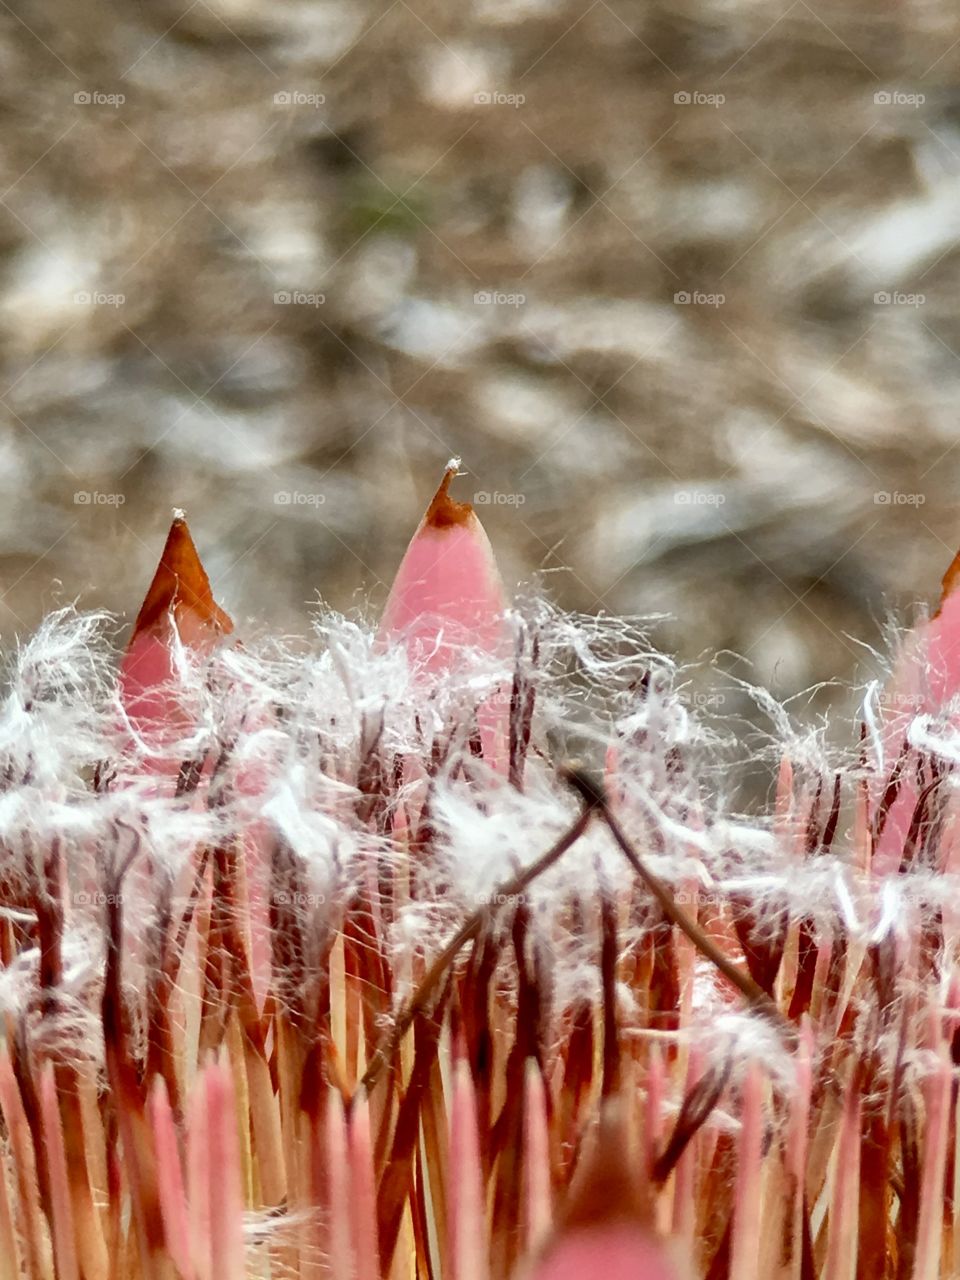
349, 1095, 381, 1280
523, 1061, 552, 1254
449, 1059, 487, 1280
40, 1065, 79, 1280
120, 513, 232, 748
379, 460, 506, 668
187, 1069, 212, 1280
533, 1105, 683, 1280
531, 1226, 681, 1280
150, 1077, 195, 1280
823, 1071, 861, 1280
204, 1062, 246, 1280
380, 460, 510, 771
0, 1052, 48, 1279
914, 1048, 951, 1280
729, 1065, 762, 1280
325, 1090, 352, 1279
873, 549, 960, 874
784, 1021, 814, 1266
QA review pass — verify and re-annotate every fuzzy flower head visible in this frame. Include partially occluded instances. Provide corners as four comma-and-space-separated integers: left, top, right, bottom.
0, 477, 957, 1280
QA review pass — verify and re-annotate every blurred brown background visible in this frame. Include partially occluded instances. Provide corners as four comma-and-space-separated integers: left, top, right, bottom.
1, 0, 959, 709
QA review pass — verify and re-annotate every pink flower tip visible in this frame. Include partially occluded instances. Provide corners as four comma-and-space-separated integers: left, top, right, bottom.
530, 1106, 685, 1280
530, 1224, 683, 1280
127, 513, 233, 649
119, 513, 232, 738
379, 460, 506, 667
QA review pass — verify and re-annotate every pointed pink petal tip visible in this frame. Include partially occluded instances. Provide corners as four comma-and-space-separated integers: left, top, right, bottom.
935, 545, 960, 618
531, 1225, 682, 1280
126, 512, 233, 649
379, 459, 506, 664
120, 514, 232, 733
530, 1104, 684, 1280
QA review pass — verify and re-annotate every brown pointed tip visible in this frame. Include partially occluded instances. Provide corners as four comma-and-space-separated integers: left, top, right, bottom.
130, 516, 233, 642
936, 547, 960, 618
424, 458, 474, 530
563, 1104, 652, 1230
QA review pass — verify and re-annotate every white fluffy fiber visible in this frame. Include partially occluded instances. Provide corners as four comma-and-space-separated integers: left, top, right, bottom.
0, 600, 954, 1085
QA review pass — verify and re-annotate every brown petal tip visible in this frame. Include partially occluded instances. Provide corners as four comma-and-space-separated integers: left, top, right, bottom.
563, 1103, 650, 1230
936, 546, 960, 617
130, 514, 233, 642
424, 458, 474, 530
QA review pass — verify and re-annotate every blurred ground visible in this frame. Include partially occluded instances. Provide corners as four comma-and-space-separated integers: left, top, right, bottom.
1, 0, 960, 716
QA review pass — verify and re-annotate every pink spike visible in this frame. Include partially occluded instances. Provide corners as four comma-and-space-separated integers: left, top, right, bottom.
187, 1067, 212, 1280
914, 1049, 951, 1280
872, 548, 960, 875
326, 1091, 352, 1279
531, 1226, 682, 1280
823, 1072, 860, 1280
448, 1059, 488, 1280
925, 547, 960, 701
189, 1059, 244, 1280
669, 1046, 697, 1250
120, 513, 232, 749
523, 1060, 553, 1254
380, 460, 506, 668
729, 1065, 763, 1280
0, 1126, 19, 1280
644, 1045, 666, 1185
785, 1021, 814, 1269
0, 1050, 49, 1280
533, 1105, 681, 1280
381, 460, 510, 771
40, 1065, 79, 1280
149, 1077, 195, 1280
774, 753, 794, 828
349, 1095, 381, 1280
203, 1062, 245, 1280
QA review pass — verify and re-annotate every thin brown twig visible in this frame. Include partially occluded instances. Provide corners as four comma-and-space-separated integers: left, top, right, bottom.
563, 767, 794, 1040
354, 792, 598, 1103
357, 760, 794, 1107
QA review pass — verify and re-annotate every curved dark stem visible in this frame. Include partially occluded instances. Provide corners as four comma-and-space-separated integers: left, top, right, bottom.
574, 768, 794, 1040
353, 789, 598, 1105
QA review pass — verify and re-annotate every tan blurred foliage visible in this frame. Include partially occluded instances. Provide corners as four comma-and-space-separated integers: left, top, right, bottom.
1, 0, 959, 715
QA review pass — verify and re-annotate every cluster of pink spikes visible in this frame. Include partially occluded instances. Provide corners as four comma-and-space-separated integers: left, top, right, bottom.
109, 461, 679, 1280
7, 460, 960, 1280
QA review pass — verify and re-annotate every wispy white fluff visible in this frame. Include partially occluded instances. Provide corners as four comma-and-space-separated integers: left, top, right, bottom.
908, 709, 960, 763
0, 596, 957, 1089
0, 608, 117, 787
